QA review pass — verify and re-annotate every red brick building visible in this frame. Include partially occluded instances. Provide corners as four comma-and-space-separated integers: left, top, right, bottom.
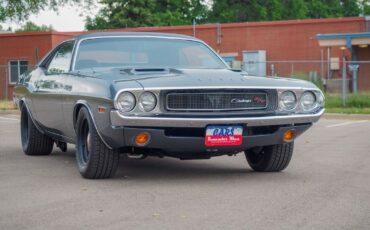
0, 17, 368, 99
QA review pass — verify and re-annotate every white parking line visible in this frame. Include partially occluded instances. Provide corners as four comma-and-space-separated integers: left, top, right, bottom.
326, 120, 369, 128
0, 116, 19, 122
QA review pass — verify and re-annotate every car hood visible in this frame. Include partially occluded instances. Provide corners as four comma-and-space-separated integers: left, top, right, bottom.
98, 68, 317, 92
129, 69, 317, 90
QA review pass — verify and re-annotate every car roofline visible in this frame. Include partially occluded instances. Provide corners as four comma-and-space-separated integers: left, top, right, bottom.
74, 32, 198, 42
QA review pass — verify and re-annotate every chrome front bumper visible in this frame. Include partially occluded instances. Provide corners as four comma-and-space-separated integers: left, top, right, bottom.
110, 109, 324, 128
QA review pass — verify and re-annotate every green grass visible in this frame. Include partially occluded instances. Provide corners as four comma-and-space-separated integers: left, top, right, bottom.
325, 92, 370, 114
0, 100, 17, 110
325, 107, 370, 114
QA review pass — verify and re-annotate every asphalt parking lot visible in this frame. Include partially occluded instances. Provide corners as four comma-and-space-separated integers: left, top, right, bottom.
1, 114, 370, 230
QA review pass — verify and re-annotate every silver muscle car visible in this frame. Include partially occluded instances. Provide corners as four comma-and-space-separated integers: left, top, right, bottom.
13, 32, 324, 179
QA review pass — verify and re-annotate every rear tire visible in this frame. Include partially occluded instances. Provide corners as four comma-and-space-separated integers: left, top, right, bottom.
76, 107, 119, 179
20, 105, 54, 156
244, 143, 294, 172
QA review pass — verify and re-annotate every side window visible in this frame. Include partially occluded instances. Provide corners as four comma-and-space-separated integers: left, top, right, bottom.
47, 42, 74, 74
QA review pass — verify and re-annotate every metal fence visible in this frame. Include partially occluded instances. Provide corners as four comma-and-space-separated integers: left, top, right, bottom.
242, 60, 368, 105
0, 60, 367, 105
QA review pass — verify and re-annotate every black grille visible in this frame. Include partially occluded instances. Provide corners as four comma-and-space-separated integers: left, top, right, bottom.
165, 89, 277, 112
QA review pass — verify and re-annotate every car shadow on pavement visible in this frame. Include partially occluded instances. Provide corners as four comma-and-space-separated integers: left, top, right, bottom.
51, 148, 298, 183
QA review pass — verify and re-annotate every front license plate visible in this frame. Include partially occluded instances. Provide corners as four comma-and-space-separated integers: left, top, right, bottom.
205, 126, 243, 147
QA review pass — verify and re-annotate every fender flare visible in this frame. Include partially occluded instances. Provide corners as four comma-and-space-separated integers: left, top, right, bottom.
20, 99, 46, 135
73, 101, 113, 149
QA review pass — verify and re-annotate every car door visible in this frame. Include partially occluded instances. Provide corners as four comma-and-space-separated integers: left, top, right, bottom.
32, 41, 75, 136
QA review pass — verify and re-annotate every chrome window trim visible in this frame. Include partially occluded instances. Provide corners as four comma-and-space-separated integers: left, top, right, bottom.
71, 35, 230, 71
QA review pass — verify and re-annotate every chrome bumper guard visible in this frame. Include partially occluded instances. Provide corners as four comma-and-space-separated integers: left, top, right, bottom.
110, 109, 324, 128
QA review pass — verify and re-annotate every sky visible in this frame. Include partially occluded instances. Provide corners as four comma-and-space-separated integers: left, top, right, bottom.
1, 4, 101, 32
0, 1, 213, 32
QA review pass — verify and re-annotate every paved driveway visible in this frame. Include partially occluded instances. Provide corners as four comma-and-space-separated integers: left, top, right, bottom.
1, 114, 370, 230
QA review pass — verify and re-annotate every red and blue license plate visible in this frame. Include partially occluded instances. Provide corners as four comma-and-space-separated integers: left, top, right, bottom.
205, 125, 243, 147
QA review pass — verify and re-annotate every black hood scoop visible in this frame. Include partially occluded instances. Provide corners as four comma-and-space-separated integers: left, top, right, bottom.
120, 67, 182, 75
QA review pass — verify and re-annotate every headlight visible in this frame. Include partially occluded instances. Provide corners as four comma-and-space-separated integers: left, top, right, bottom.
300, 91, 316, 111
138, 92, 157, 112
116, 92, 136, 112
279, 91, 297, 111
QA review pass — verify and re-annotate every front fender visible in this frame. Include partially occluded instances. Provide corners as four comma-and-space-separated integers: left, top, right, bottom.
73, 100, 124, 150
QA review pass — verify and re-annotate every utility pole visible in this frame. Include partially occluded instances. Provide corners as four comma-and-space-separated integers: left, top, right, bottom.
193, 19, 196, 37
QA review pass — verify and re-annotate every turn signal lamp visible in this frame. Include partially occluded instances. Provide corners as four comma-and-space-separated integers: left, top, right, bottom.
135, 132, 151, 146
283, 130, 295, 142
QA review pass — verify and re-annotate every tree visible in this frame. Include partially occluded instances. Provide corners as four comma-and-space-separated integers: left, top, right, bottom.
208, 0, 363, 23
267, 0, 283, 21
209, 0, 307, 23
360, 0, 370, 15
85, 0, 209, 30
0, 0, 93, 22
281, 0, 308, 20
341, 0, 361, 16
305, 0, 342, 18
207, 0, 236, 23
15, 21, 54, 32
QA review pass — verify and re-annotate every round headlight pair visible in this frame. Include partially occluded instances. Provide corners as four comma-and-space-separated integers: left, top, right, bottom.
279, 91, 319, 111
116, 91, 157, 112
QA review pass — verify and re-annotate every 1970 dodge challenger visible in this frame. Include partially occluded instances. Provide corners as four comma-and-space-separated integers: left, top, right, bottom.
13, 32, 324, 179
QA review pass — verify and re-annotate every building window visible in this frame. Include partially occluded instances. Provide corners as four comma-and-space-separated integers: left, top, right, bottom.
9, 60, 28, 84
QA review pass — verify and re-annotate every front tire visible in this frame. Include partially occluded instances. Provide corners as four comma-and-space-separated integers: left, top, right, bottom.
76, 107, 119, 179
244, 143, 294, 172
20, 105, 54, 156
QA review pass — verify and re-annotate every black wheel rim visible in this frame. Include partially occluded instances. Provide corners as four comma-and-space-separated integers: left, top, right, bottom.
79, 119, 91, 165
247, 147, 265, 165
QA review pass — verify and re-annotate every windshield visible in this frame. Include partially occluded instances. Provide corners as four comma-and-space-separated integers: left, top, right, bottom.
74, 37, 227, 70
